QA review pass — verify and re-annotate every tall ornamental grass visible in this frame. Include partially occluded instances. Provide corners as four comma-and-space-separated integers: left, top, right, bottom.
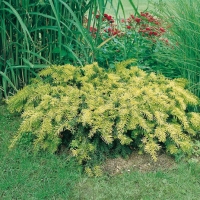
0, 0, 140, 99
156, 0, 200, 97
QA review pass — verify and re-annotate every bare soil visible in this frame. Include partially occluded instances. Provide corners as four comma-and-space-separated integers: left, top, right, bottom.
102, 151, 177, 175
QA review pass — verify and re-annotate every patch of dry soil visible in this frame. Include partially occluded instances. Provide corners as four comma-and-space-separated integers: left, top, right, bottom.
102, 152, 177, 175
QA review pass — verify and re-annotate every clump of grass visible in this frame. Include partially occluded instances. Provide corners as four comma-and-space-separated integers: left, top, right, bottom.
155, 0, 200, 97
0, 0, 140, 99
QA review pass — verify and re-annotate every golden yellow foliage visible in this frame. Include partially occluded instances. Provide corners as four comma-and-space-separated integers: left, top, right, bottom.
7, 61, 200, 164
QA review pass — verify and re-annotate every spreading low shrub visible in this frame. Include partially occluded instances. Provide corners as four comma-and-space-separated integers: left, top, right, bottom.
7, 60, 200, 168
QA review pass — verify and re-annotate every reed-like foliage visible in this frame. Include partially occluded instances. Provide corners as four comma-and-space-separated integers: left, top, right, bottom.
156, 0, 200, 97
0, 0, 139, 99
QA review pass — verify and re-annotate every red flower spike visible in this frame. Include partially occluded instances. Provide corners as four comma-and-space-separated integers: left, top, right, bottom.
96, 15, 100, 19
130, 14, 134, 19
104, 14, 108, 18
127, 25, 131, 29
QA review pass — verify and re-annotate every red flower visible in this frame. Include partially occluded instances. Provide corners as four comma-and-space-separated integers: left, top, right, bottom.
146, 27, 151, 31
130, 14, 134, 19
159, 27, 165, 32
96, 15, 100, 19
107, 27, 112, 32
106, 27, 121, 36
112, 31, 118, 35
106, 15, 112, 21
127, 25, 131, 29
90, 27, 97, 33
104, 14, 108, 18
140, 12, 149, 17
147, 16, 155, 22
135, 17, 141, 23
109, 19, 114, 23
121, 19, 125, 23
149, 31, 154, 36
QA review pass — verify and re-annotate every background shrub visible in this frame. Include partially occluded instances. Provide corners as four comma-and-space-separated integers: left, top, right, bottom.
7, 60, 200, 166
89, 11, 172, 74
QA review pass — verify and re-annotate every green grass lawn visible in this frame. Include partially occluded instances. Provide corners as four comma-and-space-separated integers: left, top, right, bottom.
1, 103, 200, 199
0, 104, 83, 199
